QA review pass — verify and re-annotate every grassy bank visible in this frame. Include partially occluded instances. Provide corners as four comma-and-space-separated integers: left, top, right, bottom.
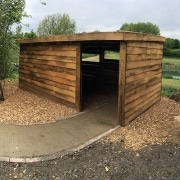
162, 57, 180, 96
163, 57, 180, 65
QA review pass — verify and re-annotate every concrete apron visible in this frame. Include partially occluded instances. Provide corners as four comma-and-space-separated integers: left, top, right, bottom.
0, 100, 119, 163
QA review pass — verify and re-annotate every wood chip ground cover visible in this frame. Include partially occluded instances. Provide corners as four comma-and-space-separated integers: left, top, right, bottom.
107, 97, 180, 150
0, 79, 77, 125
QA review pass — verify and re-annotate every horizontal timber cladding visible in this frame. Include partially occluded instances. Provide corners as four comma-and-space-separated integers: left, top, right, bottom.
121, 41, 164, 126
17, 32, 165, 126
19, 42, 80, 110
82, 60, 119, 85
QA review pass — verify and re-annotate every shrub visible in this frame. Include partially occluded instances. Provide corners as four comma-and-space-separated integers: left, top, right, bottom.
161, 86, 180, 96
162, 75, 173, 79
163, 47, 180, 57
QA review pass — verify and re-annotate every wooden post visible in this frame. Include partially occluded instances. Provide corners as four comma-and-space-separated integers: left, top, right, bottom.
99, 42, 104, 88
118, 42, 127, 126
0, 81, 5, 101
76, 42, 81, 112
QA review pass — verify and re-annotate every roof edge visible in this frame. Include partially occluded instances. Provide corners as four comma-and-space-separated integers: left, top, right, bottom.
16, 31, 166, 44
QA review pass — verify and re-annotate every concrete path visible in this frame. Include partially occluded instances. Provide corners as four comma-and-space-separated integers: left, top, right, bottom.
0, 100, 119, 162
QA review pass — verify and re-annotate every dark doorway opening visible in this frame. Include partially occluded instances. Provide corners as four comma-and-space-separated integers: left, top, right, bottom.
81, 41, 120, 110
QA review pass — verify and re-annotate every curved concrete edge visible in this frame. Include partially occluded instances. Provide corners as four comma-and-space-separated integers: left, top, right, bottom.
0, 125, 120, 163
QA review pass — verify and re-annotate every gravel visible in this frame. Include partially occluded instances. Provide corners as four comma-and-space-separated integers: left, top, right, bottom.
0, 141, 179, 180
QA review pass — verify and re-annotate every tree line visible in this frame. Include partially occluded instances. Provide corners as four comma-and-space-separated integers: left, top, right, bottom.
119, 22, 180, 57
164, 38, 180, 49
163, 38, 180, 57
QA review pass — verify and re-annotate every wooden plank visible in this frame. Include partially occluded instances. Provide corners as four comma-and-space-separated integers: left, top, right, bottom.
127, 47, 147, 54
75, 44, 81, 111
127, 41, 163, 49
20, 58, 76, 69
126, 59, 162, 69
127, 47, 163, 55
147, 49, 163, 55
20, 72, 76, 92
21, 50, 77, 57
125, 87, 160, 113
123, 32, 165, 42
19, 79, 77, 106
20, 54, 76, 62
125, 78, 161, 98
124, 94, 160, 125
20, 66, 76, 81
126, 73, 161, 91
19, 70, 76, 87
127, 54, 162, 62
126, 68, 162, 83
125, 82, 161, 105
20, 76, 76, 99
21, 41, 78, 46
118, 42, 126, 127
126, 64, 161, 76
21, 44, 77, 51
103, 70, 119, 76
19, 76, 76, 101
20, 62, 76, 74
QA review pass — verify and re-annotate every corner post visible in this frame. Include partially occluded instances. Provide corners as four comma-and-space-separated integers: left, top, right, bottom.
118, 41, 127, 127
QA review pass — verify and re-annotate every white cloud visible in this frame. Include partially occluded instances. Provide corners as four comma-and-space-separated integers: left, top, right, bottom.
21, 0, 180, 39
161, 30, 180, 39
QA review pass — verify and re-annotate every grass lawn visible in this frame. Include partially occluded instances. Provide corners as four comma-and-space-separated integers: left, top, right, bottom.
162, 78, 180, 89
83, 51, 119, 61
161, 78, 180, 96
105, 51, 119, 60
163, 57, 180, 65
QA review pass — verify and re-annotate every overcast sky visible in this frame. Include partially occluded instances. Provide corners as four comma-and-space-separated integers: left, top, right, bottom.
22, 0, 180, 39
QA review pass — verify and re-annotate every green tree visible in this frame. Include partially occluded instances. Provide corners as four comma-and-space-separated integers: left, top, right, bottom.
163, 38, 180, 57
37, 13, 76, 36
0, 0, 26, 101
173, 39, 180, 49
24, 30, 37, 39
120, 22, 160, 35
164, 38, 180, 49
164, 38, 175, 49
